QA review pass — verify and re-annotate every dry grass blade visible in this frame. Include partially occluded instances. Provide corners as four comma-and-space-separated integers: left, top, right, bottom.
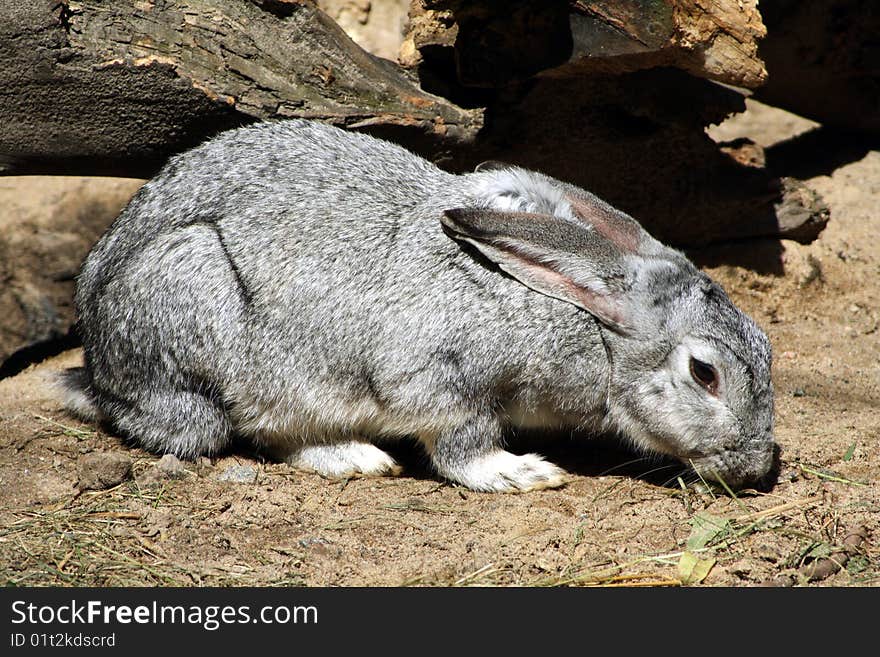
733, 497, 820, 525
454, 563, 498, 586
322, 516, 369, 530
553, 566, 681, 587
586, 578, 680, 588
382, 499, 458, 514
536, 551, 689, 587
33, 414, 95, 439
797, 465, 867, 487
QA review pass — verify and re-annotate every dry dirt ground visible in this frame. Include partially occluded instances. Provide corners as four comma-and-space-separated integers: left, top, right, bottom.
0, 101, 877, 587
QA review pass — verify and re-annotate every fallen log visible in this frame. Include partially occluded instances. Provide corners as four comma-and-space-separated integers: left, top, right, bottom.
0, 0, 481, 178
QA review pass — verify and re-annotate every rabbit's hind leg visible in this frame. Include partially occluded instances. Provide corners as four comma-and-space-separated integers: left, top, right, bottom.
107, 386, 234, 459
286, 441, 402, 479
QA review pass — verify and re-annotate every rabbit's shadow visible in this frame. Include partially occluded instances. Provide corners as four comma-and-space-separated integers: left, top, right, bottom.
122, 429, 673, 488
512, 431, 691, 488
376, 430, 691, 490
380, 430, 781, 492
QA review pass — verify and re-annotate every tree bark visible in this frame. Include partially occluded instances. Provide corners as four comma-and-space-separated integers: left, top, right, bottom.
402, 0, 767, 90
0, 0, 481, 178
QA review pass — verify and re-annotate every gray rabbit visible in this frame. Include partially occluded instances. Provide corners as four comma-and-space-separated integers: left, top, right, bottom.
61, 119, 776, 492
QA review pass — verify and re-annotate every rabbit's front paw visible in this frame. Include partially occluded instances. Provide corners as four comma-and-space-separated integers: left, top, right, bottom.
288, 441, 402, 479
451, 451, 568, 493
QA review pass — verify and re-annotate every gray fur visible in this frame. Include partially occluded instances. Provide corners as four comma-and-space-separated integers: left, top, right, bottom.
62, 119, 776, 492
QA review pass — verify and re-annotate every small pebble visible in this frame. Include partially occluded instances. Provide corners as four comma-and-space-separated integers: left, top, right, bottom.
136, 454, 192, 487
785, 466, 800, 482
760, 573, 796, 588
77, 452, 133, 491
155, 453, 189, 478
792, 388, 806, 397
217, 464, 258, 484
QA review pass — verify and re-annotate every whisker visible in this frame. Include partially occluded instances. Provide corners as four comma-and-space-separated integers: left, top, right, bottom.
634, 462, 686, 482
597, 455, 654, 477
661, 469, 691, 488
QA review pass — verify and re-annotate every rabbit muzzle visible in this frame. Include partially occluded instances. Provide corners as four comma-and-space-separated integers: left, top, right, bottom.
687, 438, 779, 491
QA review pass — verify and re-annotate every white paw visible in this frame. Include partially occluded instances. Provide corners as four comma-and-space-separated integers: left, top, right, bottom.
288, 442, 401, 479
448, 451, 568, 493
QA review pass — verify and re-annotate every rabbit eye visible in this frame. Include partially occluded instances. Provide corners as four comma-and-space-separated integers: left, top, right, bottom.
689, 358, 719, 394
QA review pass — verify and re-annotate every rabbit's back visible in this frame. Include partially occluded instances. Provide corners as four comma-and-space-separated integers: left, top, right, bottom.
79, 120, 454, 292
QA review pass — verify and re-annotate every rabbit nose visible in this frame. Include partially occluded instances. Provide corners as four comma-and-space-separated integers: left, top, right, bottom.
751, 445, 782, 492
739, 441, 780, 491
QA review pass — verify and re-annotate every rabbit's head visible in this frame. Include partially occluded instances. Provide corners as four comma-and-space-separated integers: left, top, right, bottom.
603, 267, 777, 490
445, 166, 777, 489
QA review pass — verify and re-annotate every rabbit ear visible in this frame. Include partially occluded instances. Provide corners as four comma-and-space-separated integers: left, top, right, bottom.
564, 192, 645, 255
440, 208, 634, 332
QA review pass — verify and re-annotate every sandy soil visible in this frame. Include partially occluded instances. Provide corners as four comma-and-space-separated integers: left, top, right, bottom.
0, 101, 877, 587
